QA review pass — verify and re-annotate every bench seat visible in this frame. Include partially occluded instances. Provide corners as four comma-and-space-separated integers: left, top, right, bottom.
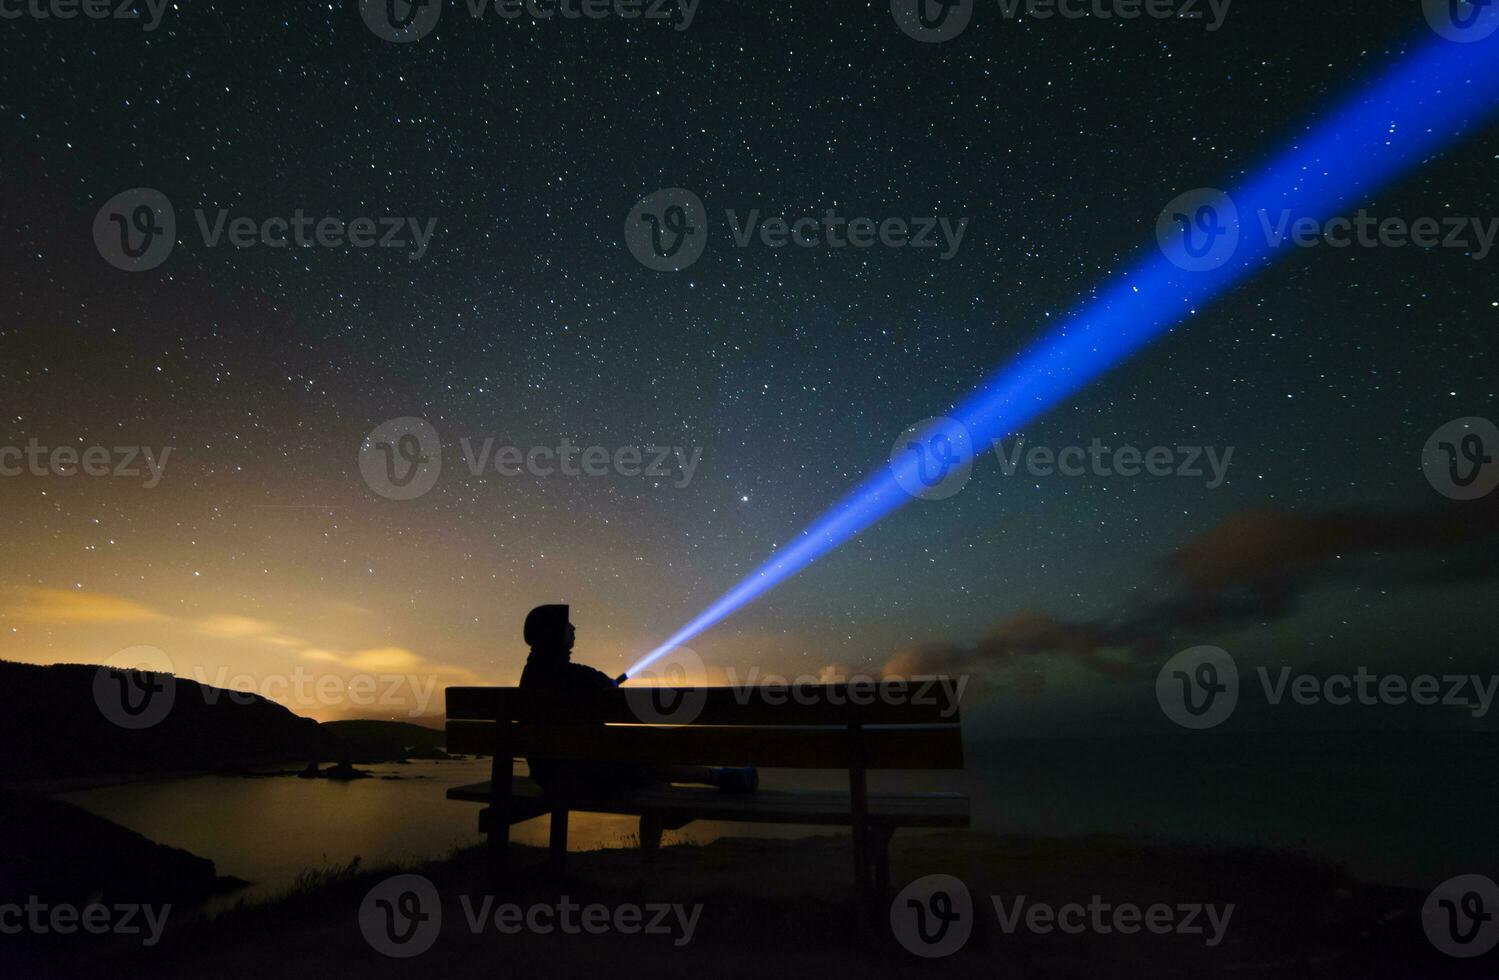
448, 777, 970, 829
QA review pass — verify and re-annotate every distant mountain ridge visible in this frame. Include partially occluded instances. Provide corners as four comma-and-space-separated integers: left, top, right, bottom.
321, 719, 451, 759
0, 660, 446, 781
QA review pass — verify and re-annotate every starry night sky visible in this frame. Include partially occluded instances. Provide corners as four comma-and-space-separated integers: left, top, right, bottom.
2, 1, 1496, 726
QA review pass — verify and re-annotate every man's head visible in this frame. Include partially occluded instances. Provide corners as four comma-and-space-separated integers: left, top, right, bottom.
523, 604, 574, 655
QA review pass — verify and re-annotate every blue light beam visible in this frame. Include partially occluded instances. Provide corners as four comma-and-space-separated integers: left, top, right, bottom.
629, 25, 1499, 679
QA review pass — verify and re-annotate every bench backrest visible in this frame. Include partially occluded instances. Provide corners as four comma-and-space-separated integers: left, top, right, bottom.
445, 683, 963, 771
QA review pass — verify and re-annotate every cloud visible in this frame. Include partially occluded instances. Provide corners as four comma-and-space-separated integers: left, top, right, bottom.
1164, 501, 1499, 592
817, 663, 861, 683
882, 610, 1134, 682
302, 645, 423, 672
3, 587, 168, 624
194, 614, 283, 639
300, 644, 482, 683
261, 634, 306, 648
880, 498, 1499, 680
4, 592, 309, 651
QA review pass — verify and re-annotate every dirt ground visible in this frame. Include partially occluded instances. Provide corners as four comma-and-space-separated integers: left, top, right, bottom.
14, 831, 1484, 980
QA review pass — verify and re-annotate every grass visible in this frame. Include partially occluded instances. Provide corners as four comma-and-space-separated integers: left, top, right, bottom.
55, 831, 1481, 980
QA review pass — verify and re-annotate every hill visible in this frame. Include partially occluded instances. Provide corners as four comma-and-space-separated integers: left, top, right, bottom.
321, 719, 449, 761
0, 660, 446, 781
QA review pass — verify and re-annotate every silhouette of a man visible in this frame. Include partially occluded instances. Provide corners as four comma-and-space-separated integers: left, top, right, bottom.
518, 604, 756, 793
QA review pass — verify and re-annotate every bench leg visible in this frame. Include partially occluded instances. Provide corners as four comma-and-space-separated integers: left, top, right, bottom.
639, 812, 664, 861
489, 721, 515, 884
872, 826, 893, 901
852, 821, 873, 918
847, 722, 875, 923
549, 808, 569, 872
486, 812, 510, 882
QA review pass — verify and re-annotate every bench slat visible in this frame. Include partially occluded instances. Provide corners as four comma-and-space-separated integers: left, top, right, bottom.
447, 778, 971, 828
446, 683, 962, 726
445, 720, 964, 770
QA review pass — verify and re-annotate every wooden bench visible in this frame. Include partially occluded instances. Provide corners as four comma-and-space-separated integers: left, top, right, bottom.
444, 682, 968, 909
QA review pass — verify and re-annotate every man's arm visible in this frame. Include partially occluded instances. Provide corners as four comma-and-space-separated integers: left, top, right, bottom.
566, 662, 620, 690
